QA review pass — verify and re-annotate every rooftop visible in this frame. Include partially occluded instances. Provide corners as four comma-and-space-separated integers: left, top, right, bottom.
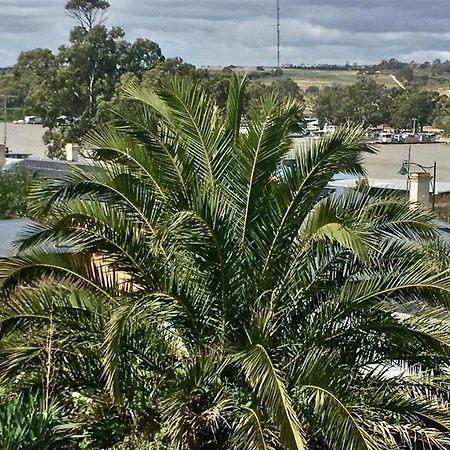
0, 218, 35, 257
4, 157, 95, 178
328, 177, 450, 195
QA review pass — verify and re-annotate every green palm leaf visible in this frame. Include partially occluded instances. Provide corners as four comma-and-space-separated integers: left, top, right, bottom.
234, 344, 306, 450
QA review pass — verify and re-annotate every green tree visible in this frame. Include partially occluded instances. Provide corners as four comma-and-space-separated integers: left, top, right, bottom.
397, 65, 414, 82
65, 0, 110, 30
13, 49, 61, 124
244, 79, 305, 115
270, 78, 304, 102
0, 167, 34, 219
202, 74, 231, 108
0, 392, 78, 449
141, 57, 209, 89
347, 76, 390, 124
430, 94, 450, 128
0, 69, 28, 114
2, 76, 450, 449
99, 58, 212, 123
391, 88, 439, 130
313, 84, 345, 124
13, 2, 164, 159
313, 77, 390, 126
441, 119, 450, 137
117, 38, 165, 77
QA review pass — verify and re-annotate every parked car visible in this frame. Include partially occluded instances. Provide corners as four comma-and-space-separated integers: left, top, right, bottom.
24, 116, 43, 125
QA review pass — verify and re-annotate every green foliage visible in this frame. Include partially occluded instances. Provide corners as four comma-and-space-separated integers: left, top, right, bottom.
79, 416, 129, 449
313, 76, 391, 126
0, 167, 34, 219
101, 60, 304, 127
0, 391, 78, 449
397, 64, 414, 81
0, 70, 28, 108
142, 57, 209, 86
313, 75, 445, 129
65, 0, 110, 30
305, 85, 320, 95
2, 76, 450, 449
13, 1, 164, 159
390, 88, 439, 130
245, 78, 304, 113
442, 120, 450, 136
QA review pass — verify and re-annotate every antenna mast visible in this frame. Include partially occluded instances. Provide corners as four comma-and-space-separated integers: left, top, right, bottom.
277, 0, 281, 74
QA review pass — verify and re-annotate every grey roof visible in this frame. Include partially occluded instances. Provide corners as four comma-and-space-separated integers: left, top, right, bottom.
0, 218, 35, 257
16, 158, 94, 179
433, 219, 450, 242
0, 218, 72, 258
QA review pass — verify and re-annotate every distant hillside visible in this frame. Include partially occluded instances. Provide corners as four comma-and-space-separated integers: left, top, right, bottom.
208, 61, 450, 96
281, 68, 397, 91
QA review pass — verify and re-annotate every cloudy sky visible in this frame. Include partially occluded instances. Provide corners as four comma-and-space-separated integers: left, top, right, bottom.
2, 0, 450, 67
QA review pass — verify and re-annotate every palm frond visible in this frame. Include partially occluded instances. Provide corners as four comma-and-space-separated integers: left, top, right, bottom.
234, 344, 306, 450
231, 406, 275, 450
298, 384, 378, 450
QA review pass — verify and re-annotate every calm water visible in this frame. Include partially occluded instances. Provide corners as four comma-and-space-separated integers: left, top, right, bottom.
2, 123, 47, 159
293, 138, 450, 183
364, 143, 450, 183
4, 123, 450, 183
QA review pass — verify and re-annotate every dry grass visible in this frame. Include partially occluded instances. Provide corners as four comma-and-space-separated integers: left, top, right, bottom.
282, 69, 398, 90
207, 66, 398, 90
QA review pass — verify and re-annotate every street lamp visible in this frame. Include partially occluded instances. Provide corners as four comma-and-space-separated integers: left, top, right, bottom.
398, 160, 437, 211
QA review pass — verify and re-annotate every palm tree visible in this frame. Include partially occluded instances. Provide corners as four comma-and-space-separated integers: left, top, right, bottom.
2, 75, 450, 449
0, 391, 78, 449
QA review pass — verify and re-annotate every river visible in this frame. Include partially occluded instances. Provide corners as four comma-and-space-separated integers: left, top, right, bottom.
3, 123, 450, 183
292, 138, 450, 183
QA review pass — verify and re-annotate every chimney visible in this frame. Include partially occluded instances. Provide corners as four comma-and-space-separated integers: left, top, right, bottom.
409, 172, 431, 209
65, 143, 80, 162
0, 144, 6, 171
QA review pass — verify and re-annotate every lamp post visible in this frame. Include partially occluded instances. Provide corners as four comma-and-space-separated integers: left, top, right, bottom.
398, 160, 437, 211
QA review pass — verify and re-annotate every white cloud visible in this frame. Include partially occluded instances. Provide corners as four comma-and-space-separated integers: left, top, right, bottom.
0, 0, 449, 67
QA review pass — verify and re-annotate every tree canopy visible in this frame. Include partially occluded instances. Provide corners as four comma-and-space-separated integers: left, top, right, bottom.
65, 0, 110, 30
14, 1, 164, 158
313, 75, 448, 129
390, 88, 439, 130
0, 167, 35, 219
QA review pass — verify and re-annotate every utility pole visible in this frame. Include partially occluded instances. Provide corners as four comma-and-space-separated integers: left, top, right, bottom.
3, 96, 7, 148
406, 144, 411, 196
277, 0, 281, 75
2, 95, 18, 151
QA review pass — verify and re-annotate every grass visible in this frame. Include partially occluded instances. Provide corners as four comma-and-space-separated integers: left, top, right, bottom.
281, 69, 398, 90
240, 67, 450, 92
